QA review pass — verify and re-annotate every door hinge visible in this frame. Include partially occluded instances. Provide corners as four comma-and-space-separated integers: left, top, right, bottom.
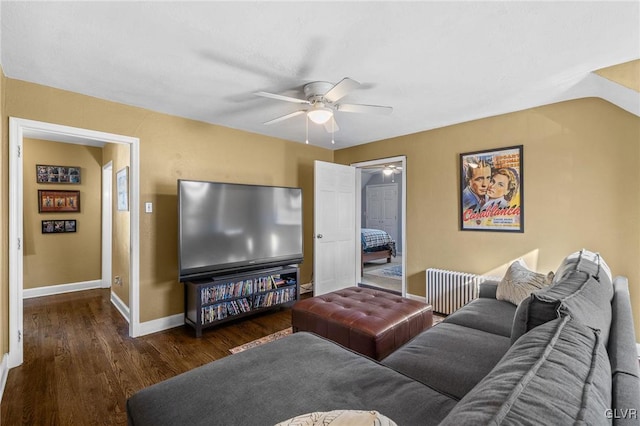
18, 330, 21, 342
17, 238, 21, 250
17, 146, 21, 158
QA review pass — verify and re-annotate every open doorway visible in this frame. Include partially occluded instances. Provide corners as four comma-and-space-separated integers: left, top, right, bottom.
8, 118, 140, 368
351, 156, 406, 296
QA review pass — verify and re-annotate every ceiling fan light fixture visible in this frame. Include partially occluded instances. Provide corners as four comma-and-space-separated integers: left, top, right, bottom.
307, 108, 333, 124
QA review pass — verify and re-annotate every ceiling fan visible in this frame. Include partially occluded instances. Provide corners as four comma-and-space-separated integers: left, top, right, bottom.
255, 77, 393, 133
383, 164, 403, 182
383, 164, 403, 176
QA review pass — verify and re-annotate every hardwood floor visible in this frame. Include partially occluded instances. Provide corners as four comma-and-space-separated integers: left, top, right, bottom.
1, 288, 293, 425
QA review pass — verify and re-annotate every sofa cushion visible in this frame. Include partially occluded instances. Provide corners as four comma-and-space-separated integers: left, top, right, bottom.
478, 280, 500, 299
496, 258, 552, 305
511, 270, 613, 345
381, 322, 511, 399
444, 297, 516, 337
608, 277, 640, 377
608, 277, 640, 421
127, 332, 458, 426
440, 317, 612, 426
554, 248, 613, 287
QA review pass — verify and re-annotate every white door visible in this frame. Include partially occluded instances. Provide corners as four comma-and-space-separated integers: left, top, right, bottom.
365, 184, 398, 242
314, 161, 357, 295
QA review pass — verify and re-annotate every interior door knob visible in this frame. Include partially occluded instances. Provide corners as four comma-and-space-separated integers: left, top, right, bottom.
316, 234, 323, 239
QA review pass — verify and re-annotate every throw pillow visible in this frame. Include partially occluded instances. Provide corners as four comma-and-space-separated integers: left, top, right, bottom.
275, 410, 397, 426
496, 259, 552, 306
553, 249, 613, 286
510, 270, 613, 345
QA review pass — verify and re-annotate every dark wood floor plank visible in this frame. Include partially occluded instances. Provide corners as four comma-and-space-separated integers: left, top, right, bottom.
1, 288, 295, 425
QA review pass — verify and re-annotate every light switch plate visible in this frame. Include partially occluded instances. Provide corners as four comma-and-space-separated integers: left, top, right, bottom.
145, 202, 153, 213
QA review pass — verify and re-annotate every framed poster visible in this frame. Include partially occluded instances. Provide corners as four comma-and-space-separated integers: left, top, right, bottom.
459, 145, 523, 232
36, 164, 81, 183
38, 190, 81, 213
116, 167, 129, 211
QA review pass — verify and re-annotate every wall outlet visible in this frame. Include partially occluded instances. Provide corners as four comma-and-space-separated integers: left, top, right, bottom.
114, 276, 122, 286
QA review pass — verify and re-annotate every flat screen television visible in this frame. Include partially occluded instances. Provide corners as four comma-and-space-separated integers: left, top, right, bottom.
178, 179, 303, 281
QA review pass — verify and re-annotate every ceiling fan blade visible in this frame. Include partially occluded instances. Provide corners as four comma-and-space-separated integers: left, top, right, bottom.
337, 103, 393, 115
255, 91, 310, 104
264, 110, 305, 125
323, 77, 360, 103
323, 116, 340, 133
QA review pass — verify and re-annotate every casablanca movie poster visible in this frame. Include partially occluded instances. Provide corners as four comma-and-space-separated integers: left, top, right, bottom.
459, 145, 523, 232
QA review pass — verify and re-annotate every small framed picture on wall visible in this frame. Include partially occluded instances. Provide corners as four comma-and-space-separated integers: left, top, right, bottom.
38, 190, 81, 213
42, 219, 76, 234
36, 164, 81, 184
116, 167, 129, 211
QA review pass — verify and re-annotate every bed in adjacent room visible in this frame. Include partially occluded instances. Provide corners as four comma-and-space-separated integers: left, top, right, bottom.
361, 228, 396, 274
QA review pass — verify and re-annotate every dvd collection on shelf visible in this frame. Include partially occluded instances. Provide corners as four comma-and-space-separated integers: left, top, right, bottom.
253, 286, 297, 309
199, 273, 297, 325
202, 297, 252, 324
201, 279, 254, 304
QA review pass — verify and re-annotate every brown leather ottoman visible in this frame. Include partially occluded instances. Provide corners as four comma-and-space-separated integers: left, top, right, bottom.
291, 287, 433, 360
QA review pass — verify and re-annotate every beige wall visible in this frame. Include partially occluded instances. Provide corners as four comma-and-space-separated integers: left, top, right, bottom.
23, 139, 102, 288
596, 60, 640, 92
2, 75, 640, 349
134, 112, 330, 321
335, 98, 640, 339
103, 143, 131, 305
2, 77, 332, 328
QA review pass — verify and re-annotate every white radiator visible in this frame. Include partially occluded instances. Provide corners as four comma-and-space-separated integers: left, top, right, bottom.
426, 268, 496, 315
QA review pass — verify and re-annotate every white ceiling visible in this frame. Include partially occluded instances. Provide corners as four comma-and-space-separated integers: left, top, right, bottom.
1, 1, 639, 149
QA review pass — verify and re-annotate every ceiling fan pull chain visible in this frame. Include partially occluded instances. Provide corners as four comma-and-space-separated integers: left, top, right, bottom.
331, 118, 335, 144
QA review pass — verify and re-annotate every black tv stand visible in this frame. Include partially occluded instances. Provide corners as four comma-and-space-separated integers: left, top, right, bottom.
183, 265, 299, 337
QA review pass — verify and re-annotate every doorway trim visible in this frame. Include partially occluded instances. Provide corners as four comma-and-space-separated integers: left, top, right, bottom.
8, 117, 141, 368
351, 156, 407, 296
102, 161, 113, 289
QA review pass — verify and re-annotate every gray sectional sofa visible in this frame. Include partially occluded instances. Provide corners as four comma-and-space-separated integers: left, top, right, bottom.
127, 250, 640, 425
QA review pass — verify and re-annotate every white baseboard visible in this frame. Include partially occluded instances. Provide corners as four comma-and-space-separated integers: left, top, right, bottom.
110, 291, 184, 336
138, 313, 184, 337
406, 292, 426, 303
23, 279, 103, 299
110, 291, 130, 323
112, 289, 191, 337
0, 353, 8, 404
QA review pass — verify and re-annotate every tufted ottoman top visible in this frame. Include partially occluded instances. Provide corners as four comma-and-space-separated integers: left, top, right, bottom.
292, 287, 433, 360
